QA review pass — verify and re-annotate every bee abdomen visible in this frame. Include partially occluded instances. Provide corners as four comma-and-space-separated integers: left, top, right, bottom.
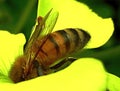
54, 28, 90, 54
37, 28, 90, 67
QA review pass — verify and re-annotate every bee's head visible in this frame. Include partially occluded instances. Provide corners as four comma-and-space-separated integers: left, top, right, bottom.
9, 56, 43, 83
9, 56, 26, 83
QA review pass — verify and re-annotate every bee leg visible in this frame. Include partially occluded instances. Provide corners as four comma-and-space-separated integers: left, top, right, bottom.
33, 60, 44, 76
37, 65, 44, 76
50, 57, 77, 72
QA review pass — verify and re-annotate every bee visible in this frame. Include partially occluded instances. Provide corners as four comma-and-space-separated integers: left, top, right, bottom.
9, 9, 90, 83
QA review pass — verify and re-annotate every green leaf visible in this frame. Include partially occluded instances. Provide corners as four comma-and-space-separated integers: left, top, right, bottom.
37, 0, 114, 48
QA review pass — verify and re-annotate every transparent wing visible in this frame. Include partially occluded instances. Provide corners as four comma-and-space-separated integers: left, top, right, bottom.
24, 9, 59, 54
38, 9, 59, 39
24, 9, 59, 71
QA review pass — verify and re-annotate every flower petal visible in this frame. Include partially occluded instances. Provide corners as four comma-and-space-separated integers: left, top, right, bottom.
107, 73, 120, 91
1, 58, 107, 91
38, 0, 114, 48
0, 30, 26, 76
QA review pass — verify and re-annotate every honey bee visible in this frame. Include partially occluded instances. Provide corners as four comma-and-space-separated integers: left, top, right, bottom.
9, 9, 90, 83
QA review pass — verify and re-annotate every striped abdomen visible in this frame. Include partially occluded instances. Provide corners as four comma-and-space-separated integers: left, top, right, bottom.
34, 28, 90, 68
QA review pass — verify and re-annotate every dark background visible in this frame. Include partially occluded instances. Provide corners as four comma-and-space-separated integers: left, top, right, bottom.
0, 0, 120, 77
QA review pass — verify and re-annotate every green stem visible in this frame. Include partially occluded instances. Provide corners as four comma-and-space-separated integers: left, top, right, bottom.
15, 0, 37, 33
73, 45, 120, 62
91, 45, 120, 62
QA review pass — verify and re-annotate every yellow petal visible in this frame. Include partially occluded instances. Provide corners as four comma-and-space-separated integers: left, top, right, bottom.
1, 58, 107, 91
38, 0, 114, 48
107, 73, 120, 90
0, 30, 26, 76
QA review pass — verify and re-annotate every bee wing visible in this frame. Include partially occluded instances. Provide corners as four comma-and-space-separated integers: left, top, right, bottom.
24, 9, 59, 69
25, 9, 59, 54
38, 9, 59, 39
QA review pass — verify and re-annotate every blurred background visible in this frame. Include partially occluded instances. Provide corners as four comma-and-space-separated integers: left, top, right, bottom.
0, 0, 120, 77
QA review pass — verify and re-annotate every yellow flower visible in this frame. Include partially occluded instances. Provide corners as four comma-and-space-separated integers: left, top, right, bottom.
38, 0, 114, 48
0, 0, 119, 91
